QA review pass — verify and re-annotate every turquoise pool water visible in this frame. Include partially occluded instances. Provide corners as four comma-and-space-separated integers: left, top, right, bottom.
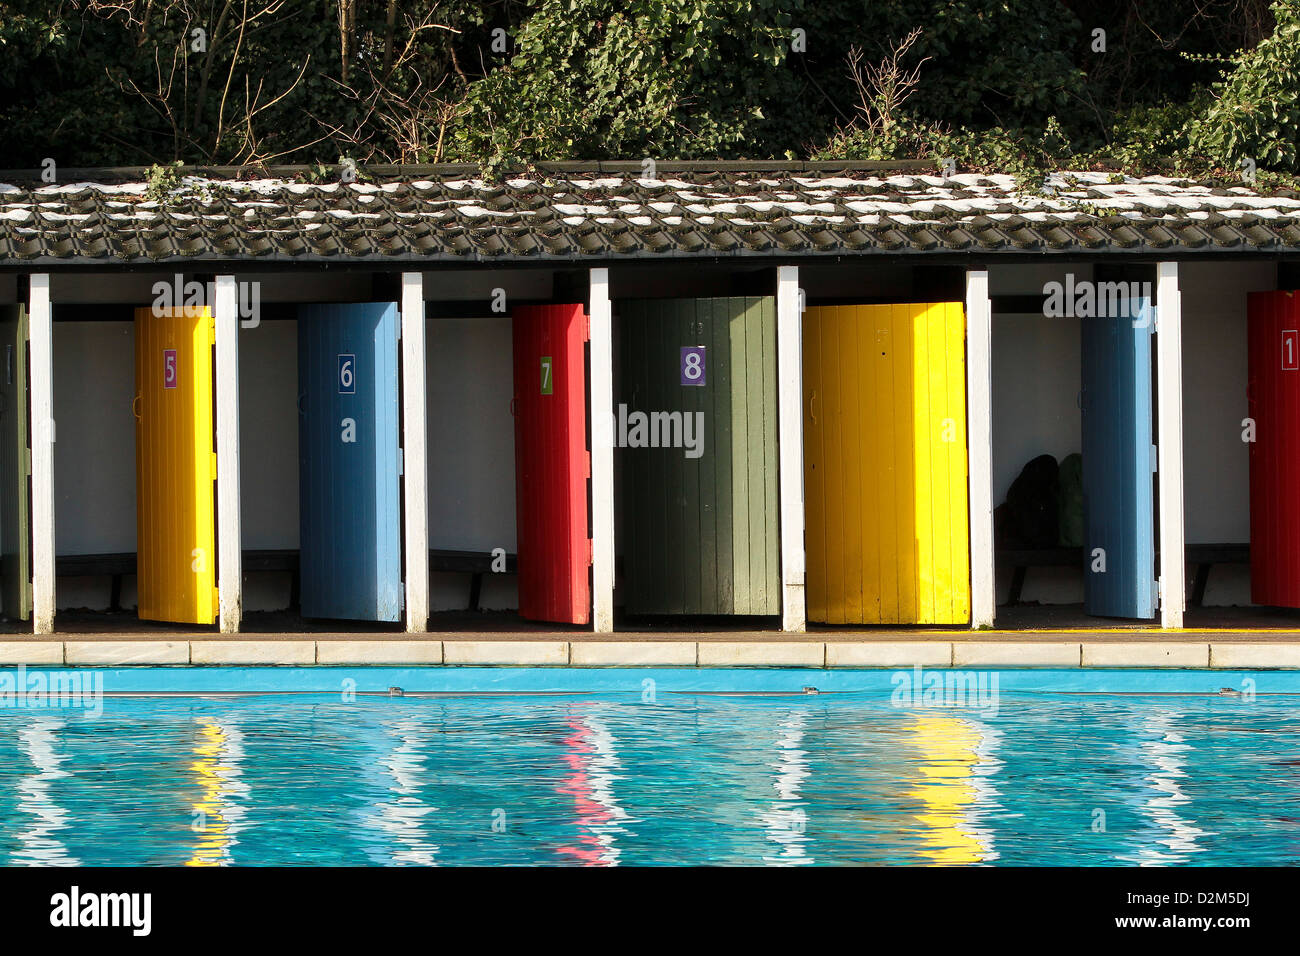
0, 668, 1296, 865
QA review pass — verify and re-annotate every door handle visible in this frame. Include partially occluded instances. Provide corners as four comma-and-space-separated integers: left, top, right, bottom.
131, 394, 142, 421
809, 390, 818, 424
510, 397, 517, 417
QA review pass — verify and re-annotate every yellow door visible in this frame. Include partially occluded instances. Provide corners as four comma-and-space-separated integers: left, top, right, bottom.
134, 307, 218, 624
803, 302, 970, 625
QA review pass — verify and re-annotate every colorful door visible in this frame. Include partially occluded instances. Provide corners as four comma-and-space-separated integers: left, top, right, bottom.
1080, 298, 1156, 619
298, 302, 402, 622
1248, 290, 1300, 606
803, 303, 970, 625
0, 306, 30, 621
512, 304, 591, 625
134, 306, 218, 624
617, 297, 779, 616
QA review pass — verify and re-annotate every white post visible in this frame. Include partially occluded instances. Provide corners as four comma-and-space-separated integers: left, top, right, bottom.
214, 275, 242, 633
965, 269, 995, 629
1157, 261, 1186, 629
401, 273, 429, 633
28, 275, 55, 634
776, 266, 806, 632
589, 268, 615, 632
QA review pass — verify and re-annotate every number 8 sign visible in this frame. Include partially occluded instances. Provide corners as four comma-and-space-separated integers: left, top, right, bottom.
681, 346, 706, 386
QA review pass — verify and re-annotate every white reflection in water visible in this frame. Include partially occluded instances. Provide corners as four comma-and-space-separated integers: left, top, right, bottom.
762, 710, 813, 865
13, 718, 79, 866
558, 713, 630, 865
365, 719, 438, 866
1130, 712, 1208, 866
188, 719, 249, 866
909, 716, 1003, 865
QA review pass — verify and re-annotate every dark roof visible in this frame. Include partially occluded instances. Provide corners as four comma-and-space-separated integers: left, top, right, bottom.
3, 163, 1300, 267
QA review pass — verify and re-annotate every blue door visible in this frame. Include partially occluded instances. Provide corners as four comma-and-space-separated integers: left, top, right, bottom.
298, 302, 402, 622
1080, 297, 1156, 619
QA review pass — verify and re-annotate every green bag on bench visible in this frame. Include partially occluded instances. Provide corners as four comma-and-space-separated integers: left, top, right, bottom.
1058, 452, 1083, 547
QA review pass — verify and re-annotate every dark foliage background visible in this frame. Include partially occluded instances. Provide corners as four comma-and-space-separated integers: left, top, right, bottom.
0, 0, 1295, 178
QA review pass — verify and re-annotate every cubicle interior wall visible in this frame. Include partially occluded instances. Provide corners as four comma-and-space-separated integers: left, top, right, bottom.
990, 264, 1161, 622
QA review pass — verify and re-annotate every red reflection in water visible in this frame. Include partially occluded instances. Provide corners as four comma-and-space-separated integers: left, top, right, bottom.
554, 716, 619, 866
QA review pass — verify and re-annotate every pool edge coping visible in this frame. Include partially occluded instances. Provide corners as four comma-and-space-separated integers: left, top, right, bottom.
0, 639, 1299, 668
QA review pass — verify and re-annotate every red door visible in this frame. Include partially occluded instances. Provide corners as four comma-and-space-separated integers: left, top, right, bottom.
1248, 290, 1300, 606
512, 304, 591, 624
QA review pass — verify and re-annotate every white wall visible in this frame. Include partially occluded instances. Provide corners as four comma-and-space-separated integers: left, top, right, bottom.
426, 315, 518, 611
989, 264, 1089, 604
53, 321, 136, 556
1181, 260, 1274, 545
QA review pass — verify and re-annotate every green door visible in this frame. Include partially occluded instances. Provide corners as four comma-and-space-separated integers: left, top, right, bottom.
0, 305, 30, 622
616, 297, 779, 616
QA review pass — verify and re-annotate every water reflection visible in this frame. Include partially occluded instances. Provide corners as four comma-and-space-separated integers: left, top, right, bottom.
187, 720, 249, 866
13, 718, 79, 866
761, 710, 813, 865
362, 718, 439, 866
556, 713, 630, 865
908, 716, 1000, 865
1129, 712, 1208, 865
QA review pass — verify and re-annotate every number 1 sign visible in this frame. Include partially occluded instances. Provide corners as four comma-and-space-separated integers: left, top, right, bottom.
1284, 330, 1298, 371
681, 346, 706, 386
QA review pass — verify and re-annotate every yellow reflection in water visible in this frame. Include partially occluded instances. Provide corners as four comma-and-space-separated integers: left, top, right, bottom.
187, 720, 246, 866
908, 716, 995, 865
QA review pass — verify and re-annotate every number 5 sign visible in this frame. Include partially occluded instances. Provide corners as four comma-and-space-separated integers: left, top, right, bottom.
681, 346, 706, 386
338, 353, 356, 393
163, 349, 178, 389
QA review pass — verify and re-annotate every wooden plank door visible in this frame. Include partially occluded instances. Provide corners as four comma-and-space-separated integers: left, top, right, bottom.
1248, 290, 1300, 606
803, 302, 971, 625
512, 303, 591, 625
617, 297, 779, 615
298, 302, 403, 622
134, 306, 218, 624
0, 305, 30, 621
1080, 298, 1157, 619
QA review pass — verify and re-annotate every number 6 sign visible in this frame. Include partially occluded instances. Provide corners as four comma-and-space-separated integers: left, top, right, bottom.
163, 349, 178, 388
338, 353, 356, 393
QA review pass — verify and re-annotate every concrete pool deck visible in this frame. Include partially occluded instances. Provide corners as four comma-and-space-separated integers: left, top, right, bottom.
4, 629, 1300, 667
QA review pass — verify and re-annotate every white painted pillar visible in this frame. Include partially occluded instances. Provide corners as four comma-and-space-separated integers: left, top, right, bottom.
589, 268, 615, 632
401, 273, 429, 632
214, 276, 242, 633
27, 275, 55, 634
1156, 261, 1186, 629
965, 269, 996, 629
776, 266, 806, 632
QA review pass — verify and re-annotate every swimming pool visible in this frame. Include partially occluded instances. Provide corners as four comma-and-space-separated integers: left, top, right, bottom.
1, 667, 1296, 865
